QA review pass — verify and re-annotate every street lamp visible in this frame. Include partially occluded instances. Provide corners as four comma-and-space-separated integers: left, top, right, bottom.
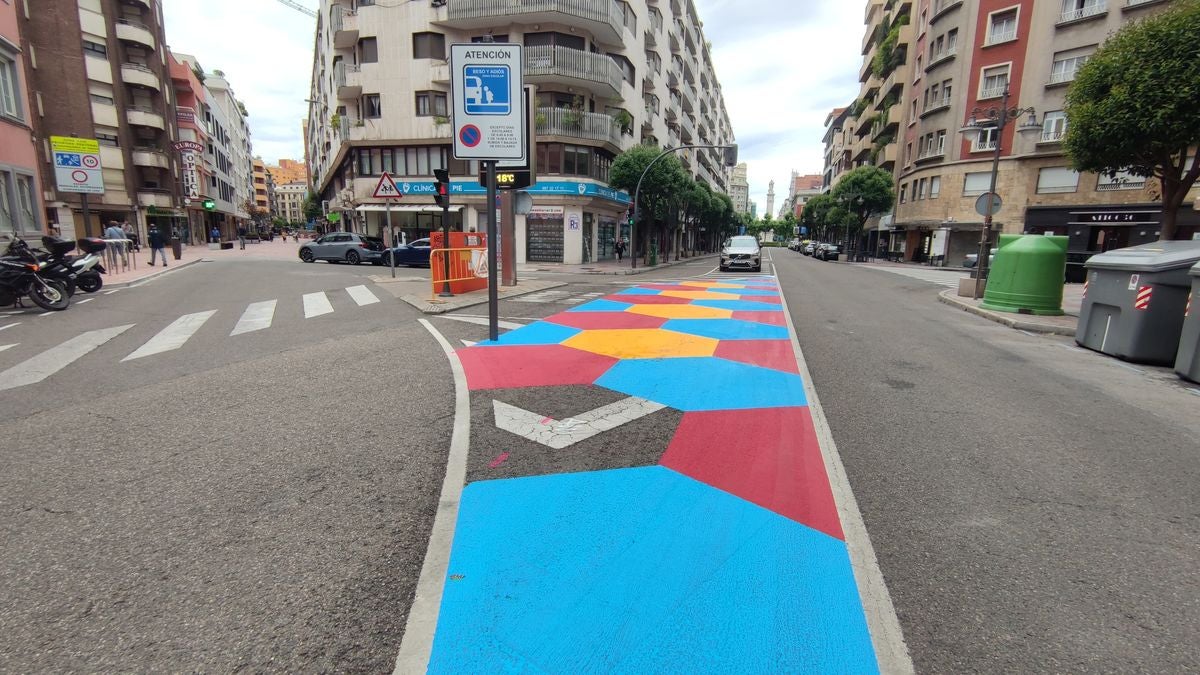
958, 85, 1043, 299
631, 143, 737, 268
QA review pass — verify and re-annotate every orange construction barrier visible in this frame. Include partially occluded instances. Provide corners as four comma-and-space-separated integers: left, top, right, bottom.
430, 231, 489, 297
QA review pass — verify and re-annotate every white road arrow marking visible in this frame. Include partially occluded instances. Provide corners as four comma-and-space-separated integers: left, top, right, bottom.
492, 397, 666, 449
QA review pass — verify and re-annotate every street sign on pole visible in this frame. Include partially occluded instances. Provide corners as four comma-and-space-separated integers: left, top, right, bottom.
975, 192, 1002, 217
373, 172, 402, 199
50, 136, 104, 195
450, 43, 525, 161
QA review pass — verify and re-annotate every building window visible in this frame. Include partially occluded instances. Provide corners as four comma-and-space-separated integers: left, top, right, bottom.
0, 51, 22, 120
1061, 0, 1106, 23
359, 37, 378, 63
415, 91, 447, 117
1096, 169, 1147, 191
95, 132, 119, 147
0, 170, 39, 234
609, 54, 635, 86
987, 8, 1019, 45
936, 130, 947, 155
973, 126, 999, 152
963, 171, 991, 195
82, 40, 108, 58
523, 31, 585, 51
618, 1, 637, 32
1042, 110, 1067, 142
362, 94, 382, 118
471, 34, 509, 43
1050, 48, 1093, 85
413, 32, 446, 59
1037, 167, 1080, 193
917, 178, 928, 199
930, 176, 941, 198
899, 184, 908, 203
979, 65, 1009, 99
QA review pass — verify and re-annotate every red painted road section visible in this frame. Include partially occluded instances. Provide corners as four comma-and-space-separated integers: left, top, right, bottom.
713, 339, 801, 374
545, 312, 669, 330
731, 311, 788, 326
661, 407, 845, 541
457, 344, 617, 390
601, 294, 693, 305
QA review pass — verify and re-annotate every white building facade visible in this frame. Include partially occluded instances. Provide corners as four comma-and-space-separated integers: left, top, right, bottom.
306, 0, 735, 264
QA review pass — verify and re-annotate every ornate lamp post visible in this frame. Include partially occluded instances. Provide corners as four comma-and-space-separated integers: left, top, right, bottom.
958, 85, 1043, 299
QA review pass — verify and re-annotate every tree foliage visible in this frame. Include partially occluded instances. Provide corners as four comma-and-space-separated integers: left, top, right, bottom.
1064, 0, 1200, 239
830, 166, 895, 238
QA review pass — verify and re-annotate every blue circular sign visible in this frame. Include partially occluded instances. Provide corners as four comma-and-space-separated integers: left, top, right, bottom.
459, 124, 482, 148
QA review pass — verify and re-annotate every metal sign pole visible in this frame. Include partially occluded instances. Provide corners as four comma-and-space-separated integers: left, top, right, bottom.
440, 198, 452, 297
387, 201, 395, 278
486, 160, 499, 342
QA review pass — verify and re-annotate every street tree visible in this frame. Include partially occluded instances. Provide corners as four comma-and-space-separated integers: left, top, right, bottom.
799, 193, 836, 241
1063, 0, 1200, 240
302, 192, 323, 223
830, 166, 895, 255
610, 145, 688, 262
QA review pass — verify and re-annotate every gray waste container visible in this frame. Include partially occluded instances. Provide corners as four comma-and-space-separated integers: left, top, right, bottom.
1174, 262, 1200, 383
1075, 241, 1200, 365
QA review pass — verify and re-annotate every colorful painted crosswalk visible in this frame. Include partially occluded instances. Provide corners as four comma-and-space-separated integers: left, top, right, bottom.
430, 277, 880, 672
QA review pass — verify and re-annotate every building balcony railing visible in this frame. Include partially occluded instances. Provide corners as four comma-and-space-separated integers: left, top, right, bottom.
972, 139, 998, 152
1039, 129, 1065, 143
334, 61, 362, 99
132, 147, 170, 169
331, 5, 359, 49
979, 84, 1007, 100
525, 44, 623, 98
931, 0, 963, 22
446, 0, 623, 46
535, 106, 623, 148
136, 189, 174, 208
920, 97, 952, 117
126, 106, 166, 130
1097, 177, 1146, 191
926, 48, 956, 71
1059, 2, 1106, 24
985, 28, 1017, 46
1124, 0, 1168, 8
1048, 69, 1079, 85
115, 19, 156, 49
121, 62, 161, 90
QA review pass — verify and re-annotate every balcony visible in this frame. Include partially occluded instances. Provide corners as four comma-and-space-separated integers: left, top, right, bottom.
137, 189, 174, 209
115, 19, 156, 49
127, 0, 152, 8
979, 84, 1006, 100
334, 61, 362, 99
126, 106, 166, 129
644, 29, 657, 47
430, 60, 451, 84
132, 148, 170, 169
446, 0, 623, 46
920, 97, 952, 118
985, 28, 1017, 46
931, 0, 962, 23
1124, 0, 1169, 10
331, 5, 359, 50
1038, 129, 1066, 144
121, 62, 161, 90
926, 47, 956, 71
535, 107, 623, 148
525, 45, 623, 98
679, 112, 695, 142
1048, 68, 1081, 86
1058, 2, 1107, 25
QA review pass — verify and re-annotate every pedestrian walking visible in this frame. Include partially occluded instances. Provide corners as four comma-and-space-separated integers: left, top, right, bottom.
103, 220, 128, 266
122, 222, 140, 251
210, 226, 220, 244
614, 239, 625, 261
147, 225, 168, 266
237, 224, 247, 250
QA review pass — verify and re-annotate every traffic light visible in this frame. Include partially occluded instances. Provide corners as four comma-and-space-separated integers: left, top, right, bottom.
433, 169, 450, 209
627, 209, 634, 226
202, 198, 215, 211
723, 143, 739, 167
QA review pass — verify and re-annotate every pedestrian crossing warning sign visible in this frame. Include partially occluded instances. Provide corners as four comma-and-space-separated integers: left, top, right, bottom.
373, 172, 402, 199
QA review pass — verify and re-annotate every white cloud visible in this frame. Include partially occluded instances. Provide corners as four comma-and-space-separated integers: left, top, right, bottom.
162, 0, 317, 165
160, 0, 865, 213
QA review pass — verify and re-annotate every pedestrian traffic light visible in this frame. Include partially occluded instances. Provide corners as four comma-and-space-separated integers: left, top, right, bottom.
627, 209, 634, 226
433, 169, 450, 209
202, 198, 215, 211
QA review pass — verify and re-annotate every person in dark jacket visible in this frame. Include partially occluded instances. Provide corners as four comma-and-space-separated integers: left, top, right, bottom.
148, 225, 168, 266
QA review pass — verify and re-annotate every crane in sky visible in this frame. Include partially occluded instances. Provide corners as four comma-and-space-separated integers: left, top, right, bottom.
275, 0, 316, 18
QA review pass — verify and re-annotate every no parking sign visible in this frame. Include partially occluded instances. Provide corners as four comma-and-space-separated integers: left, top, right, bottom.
450, 43, 524, 161
50, 136, 104, 194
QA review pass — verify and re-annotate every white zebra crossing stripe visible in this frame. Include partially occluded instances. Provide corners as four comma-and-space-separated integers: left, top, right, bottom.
346, 285, 380, 306
76, 298, 94, 304
303, 292, 334, 318
0, 324, 134, 391
231, 300, 277, 336
122, 310, 216, 362
0, 322, 20, 332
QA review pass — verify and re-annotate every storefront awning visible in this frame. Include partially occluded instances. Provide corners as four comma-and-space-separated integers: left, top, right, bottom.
354, 204, 464, 213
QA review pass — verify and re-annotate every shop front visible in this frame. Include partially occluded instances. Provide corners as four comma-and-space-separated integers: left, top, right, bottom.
526, 206, 564, 263
1025, 204, 1200, 282
354, 204, 464, 246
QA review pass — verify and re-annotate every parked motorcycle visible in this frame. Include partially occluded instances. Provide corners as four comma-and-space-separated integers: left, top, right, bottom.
40, 236, 107, 294
0, 246, 71, 311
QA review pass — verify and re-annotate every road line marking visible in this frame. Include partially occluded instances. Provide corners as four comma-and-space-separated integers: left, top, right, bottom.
346, 284, 380, 306
461, 339, 477, 347
38, 311, 56, 317
0, 324, 134, 391
774, 265, 914, 673
1018, 329, 1039, 337
122, 310, 216, 361
1113, 362, 1144, 374
1057, 344, 1087, 354
1187, 388, 1200, 397
230, 300, 277, 336
493, 396, 666, 449
0, 343, 16, 353
302, 291, 334, 318
103, 289, 120, 295
0, 322, 20, 332
76, 298, 94, 304
441, 315, 524, 330
395, 320, 472, 673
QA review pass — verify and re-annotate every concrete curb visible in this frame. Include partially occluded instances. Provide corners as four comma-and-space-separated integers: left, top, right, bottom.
104, 257, 205, 288
527, 254, 718, 276
938, 289, 1078, 336
401, 280, 568, 314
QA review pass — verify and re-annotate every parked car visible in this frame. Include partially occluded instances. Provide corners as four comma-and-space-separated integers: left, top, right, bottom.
381, 238, 432, 267
719, 235, 762, 272
803, 242, 818, 256
298, 233, 384, 265
814, 243, 841, 261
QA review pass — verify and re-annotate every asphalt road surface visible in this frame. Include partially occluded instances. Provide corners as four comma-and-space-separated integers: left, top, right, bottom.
773, 250, 1200, 673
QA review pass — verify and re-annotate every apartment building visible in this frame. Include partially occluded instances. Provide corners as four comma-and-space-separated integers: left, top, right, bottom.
782, 173, 823, 220
269, 158, 308, 186
252, 157, 269, 212
276, 181, 308, 225
888, 0, 1199, 273
1, 1, 45, 239
729, 162, 749, 215
205, 69, 253, 229
19, 0, 182, 240
305, 0, 736, 264
850, 0, 916, 180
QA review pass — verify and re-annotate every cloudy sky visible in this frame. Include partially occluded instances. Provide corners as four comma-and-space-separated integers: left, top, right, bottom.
162, 0, 864, 216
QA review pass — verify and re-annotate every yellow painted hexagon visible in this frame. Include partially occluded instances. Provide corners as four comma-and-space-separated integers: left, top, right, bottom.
680, 281, 745, 289
626, 304, 734, 319
659, 290, 743, 300
563, 328, 718, 359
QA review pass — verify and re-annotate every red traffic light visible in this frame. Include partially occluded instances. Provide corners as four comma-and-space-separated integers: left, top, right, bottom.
433, 169, 450, 208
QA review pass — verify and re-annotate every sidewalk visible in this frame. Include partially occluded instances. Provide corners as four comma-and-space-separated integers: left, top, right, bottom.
518, 253, 717, 276
938, 284, 1084, 336
102, 237, 304, 286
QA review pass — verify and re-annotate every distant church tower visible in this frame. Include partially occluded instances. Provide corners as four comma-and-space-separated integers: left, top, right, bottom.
765, 180, 776, 219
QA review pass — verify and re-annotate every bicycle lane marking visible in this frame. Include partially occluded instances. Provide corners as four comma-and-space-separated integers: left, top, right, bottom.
406, 277, 895, 673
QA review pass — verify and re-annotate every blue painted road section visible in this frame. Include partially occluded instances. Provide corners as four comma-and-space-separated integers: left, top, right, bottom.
428, 466, 877, 674
663, 318, 791, 341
